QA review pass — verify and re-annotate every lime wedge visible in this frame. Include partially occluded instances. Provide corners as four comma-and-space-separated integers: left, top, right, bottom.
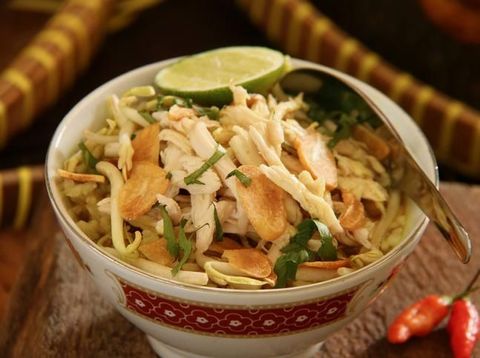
154, 47, 287, 105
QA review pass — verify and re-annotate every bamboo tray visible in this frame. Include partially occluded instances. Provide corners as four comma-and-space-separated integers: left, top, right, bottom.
0, 182, 479, 357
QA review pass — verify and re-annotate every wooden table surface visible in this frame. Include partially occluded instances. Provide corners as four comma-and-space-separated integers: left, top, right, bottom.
0, 182, 478, 357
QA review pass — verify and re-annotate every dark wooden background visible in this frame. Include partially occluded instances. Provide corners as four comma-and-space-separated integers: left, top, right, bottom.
0, 0, 269, 169
316, 0, 480, 109
0, 0, 479, 183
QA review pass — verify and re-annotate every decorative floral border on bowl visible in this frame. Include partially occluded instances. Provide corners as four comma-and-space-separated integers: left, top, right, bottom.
110, 273, 364, 338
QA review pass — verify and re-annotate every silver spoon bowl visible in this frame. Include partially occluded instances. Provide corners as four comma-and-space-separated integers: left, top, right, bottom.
280, 68, 471, 263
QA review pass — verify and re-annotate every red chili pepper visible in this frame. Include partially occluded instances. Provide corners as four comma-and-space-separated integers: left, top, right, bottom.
387, 295, 450, 344
448, 298, 480, 358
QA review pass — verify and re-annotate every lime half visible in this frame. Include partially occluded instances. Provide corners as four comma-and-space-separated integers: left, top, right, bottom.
154, 47, 287, 105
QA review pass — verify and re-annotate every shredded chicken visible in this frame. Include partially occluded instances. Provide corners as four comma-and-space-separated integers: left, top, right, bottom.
170, 156, 222, 195
60, 82, 404, 290
259, 165, 343, 234
230, 85, 249, 106
190, 194, 216, 255
122, 106, 151, 128
229, 126, 265, 166
156, 194, 182, 224
248, 94, 270, 118
220, 105, 266, 129
159, 129, 193, 155
168, 104, 196, 121
249, 124, 284, 167
338, 176, 389, 202
109, 95, 134, 179
188, 121, 236, 181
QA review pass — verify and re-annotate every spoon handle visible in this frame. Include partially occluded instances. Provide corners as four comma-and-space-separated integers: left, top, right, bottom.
400, 154, 471, 263
356, 82, 472, 263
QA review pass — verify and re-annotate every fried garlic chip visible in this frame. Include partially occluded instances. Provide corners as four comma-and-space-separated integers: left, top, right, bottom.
236, 165, 287, 241
58, 169, 105, 183
339, 191, 366, 231
204, 261, 275, 289
138, 239, 174, 266
353, 125, 390, 160
300, 259, 350, 270
222, 248, 272, 279
132, 123, 160, 164
363, 199, 384, 220
295, 132, 337, 190
119, 161, 169, 220
208, 237, 243, 256
297, 259, 349, 283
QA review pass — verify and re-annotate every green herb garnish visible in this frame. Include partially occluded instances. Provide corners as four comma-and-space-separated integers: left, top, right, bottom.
130, 133, 137, 140
274, 219, 337, 288
78, 142, 98, 172
274, 249, 311, 288
165, 172, 172, 180
139, 111, 156, 124
281, 220, 318, 252
306, 101, 328, 124
313, 221, 337, 261
213, 205, 223, 242
274, 220, 317, 288
160, 205, 179, 258
327, 113, 357, 148
303, 77, 382, 148
157, 95, 193, 110
184, 150, 225, 185
157, 95, 219, 119
194, 105, 220, 120
172, 219, 192, 275
226, 169, 252, 187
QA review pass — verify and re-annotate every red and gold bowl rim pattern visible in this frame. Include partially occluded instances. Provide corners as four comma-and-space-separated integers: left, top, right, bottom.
116, 277, 360, 337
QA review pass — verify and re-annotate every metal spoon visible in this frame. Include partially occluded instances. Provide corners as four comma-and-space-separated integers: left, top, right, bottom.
279, 68, 471, 263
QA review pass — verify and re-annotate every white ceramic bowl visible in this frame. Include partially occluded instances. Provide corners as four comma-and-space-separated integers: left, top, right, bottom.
46, 58, 438, 358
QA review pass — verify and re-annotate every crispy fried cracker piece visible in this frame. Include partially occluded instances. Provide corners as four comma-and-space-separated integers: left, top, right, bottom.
236, 165, 287, 241
58, 169, 105, 183
138, 239, 174, 265
119, 161, 169, 220
208, 237, 243, 255
352, 125, 390, 160
299, 259, 350, 269
339, 191, 366, 231
168, 105, 196, 121
132, 123, 160, 164
280, 151, 304, 175
223, 248, 272, 278
363, 199, 383, 220
295, 132, 337, 190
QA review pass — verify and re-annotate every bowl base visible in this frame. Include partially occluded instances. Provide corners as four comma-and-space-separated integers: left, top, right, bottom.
146, 335, 323, 358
